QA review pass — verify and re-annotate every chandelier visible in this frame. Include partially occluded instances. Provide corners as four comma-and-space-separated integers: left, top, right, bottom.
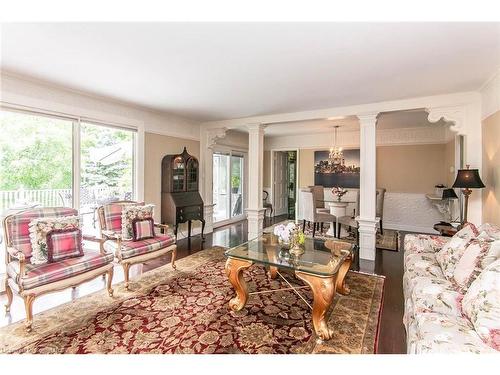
328, 126, 347, 173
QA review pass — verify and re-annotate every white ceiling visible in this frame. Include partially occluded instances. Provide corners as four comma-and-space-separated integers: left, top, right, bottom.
1, 23, 499, 121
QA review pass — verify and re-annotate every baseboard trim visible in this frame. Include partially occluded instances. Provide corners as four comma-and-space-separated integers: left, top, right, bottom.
384, 223, 436, 235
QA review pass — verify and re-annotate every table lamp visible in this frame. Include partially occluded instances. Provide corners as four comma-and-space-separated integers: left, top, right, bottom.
452, 165, 485, 224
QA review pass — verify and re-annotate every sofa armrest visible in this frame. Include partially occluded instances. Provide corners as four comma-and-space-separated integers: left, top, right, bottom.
83, 235, 107, 255
154, 222, 171, 235
6, 246, 26, 277
404, 233, 451, 254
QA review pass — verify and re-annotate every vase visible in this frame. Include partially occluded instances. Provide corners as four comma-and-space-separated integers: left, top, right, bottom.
289, 244, 304, 256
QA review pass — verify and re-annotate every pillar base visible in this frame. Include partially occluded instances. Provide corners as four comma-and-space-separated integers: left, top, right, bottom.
356, 217, 378, 261
203, 204, 215, 234
246, 208, 266, 240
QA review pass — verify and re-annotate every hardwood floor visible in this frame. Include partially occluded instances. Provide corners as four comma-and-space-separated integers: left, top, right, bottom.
0, 215, 407, 354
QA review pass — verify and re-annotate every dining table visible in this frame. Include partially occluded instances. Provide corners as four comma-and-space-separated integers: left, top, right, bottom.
318, 199, 356, 237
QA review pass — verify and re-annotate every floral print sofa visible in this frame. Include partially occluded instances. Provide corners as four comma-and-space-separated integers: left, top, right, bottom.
403, 223, 500, 353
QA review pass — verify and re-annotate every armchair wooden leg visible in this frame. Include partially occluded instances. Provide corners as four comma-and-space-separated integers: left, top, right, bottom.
107, 268, 114, 297
320, 222, 324, 233
171, 246, 177, 269
312, 222, 316, 237
5, 281, 13, 313
302, 220, 306, 232
379, 220, 384, 235
123, 263, 130, 290
23, 294, 35, 332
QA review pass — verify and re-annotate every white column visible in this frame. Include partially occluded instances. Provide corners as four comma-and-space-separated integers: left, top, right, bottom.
246, 123, 266, 239
199, 127, 227, 234
356, 113, 378, 261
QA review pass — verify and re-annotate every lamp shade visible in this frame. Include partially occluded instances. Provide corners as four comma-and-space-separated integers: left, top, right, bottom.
452, 167, 485, 189
442, 188, 458, 199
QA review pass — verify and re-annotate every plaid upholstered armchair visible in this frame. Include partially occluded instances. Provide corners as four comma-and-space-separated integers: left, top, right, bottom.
3, 207, 114, 332
97, 201, 177, 290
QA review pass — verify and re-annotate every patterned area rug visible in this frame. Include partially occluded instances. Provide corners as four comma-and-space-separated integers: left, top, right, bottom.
0, 247, 384, 354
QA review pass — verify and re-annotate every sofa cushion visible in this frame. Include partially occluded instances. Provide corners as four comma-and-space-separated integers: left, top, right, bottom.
412, 313, 497, 353
4, 207, 78, 260
404, 253, 439, 273
29, 215, 81, 265
121, 204, 154, 240
461, 259, 500, 350
7, 251, 114, 290
403, 275, 456, 300
410, 284, 464, 320
435, 223, 478, 281
104, 234, 175, 259
46, 228, 84, 262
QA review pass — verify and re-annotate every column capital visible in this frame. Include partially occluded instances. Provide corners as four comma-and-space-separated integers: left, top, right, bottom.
356, 113, 379, 127
205, 127, 227, 149
246, 123, 267, 133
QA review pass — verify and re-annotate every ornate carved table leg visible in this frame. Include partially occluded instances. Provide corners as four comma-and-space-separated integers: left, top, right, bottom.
268, 266, 278, 279
335, 255, 352, 295
225, 257, 253, 311
295, 271, 337, 341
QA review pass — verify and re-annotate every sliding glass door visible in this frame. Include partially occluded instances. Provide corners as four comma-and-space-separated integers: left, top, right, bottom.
213, 151, 244, 224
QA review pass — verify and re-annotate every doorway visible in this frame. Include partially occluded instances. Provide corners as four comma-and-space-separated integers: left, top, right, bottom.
213, 151, 245, 225
272, 150, 298, 220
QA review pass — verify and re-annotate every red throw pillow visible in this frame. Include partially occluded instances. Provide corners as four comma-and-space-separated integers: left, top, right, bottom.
46, 228, 84, 262
132, 218, 155, 241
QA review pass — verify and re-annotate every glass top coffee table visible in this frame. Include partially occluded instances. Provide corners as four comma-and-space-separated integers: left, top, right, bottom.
224, 233, 355, 340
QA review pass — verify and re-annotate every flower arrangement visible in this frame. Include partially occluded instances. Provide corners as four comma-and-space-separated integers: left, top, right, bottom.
332, 186, 348, 201
273, 222, 295, 245
273, 222, 306, 255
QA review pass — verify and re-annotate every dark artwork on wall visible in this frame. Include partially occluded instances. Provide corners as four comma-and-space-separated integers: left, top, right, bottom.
314, 149, 361, 188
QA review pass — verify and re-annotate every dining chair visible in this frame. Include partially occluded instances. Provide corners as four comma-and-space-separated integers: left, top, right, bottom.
298, 188, 337, 237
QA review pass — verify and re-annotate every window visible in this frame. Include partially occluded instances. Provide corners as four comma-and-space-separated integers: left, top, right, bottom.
80, 122, 135, 234
0, 109, 137, 275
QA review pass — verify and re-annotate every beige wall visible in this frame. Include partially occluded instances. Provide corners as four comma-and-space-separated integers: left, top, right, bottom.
298, 149, 315, 187
144, 132, 200, 223
482, 110, 500, 225
377, 144, 452, 194
294, 144, 452, 194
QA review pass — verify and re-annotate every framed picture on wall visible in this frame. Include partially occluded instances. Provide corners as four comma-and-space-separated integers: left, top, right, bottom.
314, 149, 360, 188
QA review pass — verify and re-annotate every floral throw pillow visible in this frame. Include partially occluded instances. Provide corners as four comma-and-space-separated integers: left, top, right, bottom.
435, 223, 479, 281
29, 216, 81, 265
121, 204, 154, 240
453, 238, 499, 292
477, 223, 500, 240
461, 259, 500, 350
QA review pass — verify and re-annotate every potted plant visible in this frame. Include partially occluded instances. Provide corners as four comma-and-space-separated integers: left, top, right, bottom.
231, 175, 240, 194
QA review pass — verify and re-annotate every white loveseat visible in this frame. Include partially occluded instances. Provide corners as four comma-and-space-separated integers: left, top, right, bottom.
403, 223, 500, 353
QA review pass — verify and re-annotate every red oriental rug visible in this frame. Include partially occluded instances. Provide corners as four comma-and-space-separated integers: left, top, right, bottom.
0, 247, 384, 354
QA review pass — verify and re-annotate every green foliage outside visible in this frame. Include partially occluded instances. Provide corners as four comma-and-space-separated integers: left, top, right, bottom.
0, 111, 133, 194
